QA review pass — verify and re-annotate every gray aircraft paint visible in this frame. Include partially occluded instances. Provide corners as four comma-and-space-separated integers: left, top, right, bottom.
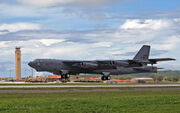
133, 45, 150, 61
28, 45, 175, 80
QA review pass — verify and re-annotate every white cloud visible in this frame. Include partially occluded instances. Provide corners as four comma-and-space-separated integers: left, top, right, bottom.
18, 0, 72, 6
93, 42, 112, 47
0, 41, 9, 47
152, 36, 180, 50
0, 23, 40, 33
2, 39, 91, 60
0, 18, 179, 70
38, 39, 65, 46
0, 4, 42, 17
1, 19, 179, 53
4, 39, 65, 50
120, 19, 171, 30
18, 0, 109, 7
23, 43, 91, 60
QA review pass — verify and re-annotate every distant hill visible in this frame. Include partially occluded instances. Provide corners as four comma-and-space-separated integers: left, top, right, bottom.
124, 70, 180, 77
158, 70, 180, 76
77, 70, 180, 77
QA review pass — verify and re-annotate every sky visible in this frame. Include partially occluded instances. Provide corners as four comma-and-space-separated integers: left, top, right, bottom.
0, 0, 180, 77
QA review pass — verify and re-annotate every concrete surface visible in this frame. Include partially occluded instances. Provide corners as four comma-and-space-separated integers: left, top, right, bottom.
0, 84, 180, 88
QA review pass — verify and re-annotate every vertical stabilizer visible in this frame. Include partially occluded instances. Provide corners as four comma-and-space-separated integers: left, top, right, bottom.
133, 45, 150, 61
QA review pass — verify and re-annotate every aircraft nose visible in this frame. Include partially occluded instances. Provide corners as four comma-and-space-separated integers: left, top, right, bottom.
28, 61, 34, 67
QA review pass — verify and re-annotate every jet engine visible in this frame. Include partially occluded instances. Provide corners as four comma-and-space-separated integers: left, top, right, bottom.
133, 66, 157, 73
79, 62, 98, 69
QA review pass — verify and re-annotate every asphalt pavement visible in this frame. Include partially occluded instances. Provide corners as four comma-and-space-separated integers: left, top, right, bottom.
0, 84, 180, 88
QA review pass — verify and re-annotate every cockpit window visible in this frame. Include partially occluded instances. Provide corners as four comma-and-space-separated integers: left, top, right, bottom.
34, 59, 41, 66
37, 62, 41, 66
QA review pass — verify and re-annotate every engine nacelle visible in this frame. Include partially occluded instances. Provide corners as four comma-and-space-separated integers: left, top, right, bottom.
133, 66, 157, 73
80, 62, 98, 69
111, 61, 129, 66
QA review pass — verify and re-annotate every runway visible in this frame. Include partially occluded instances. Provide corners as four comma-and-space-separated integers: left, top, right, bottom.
1, 87, 180, 94
0, 84, 180, 88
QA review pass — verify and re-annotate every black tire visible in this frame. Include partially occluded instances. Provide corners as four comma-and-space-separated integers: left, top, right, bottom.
65, 74, 70, 78
61, 75, 65, 79
101, 76, 106, 80
106, 76, 111, 80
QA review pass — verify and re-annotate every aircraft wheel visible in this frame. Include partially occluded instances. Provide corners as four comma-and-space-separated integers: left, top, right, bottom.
61, 75, 65, 79
106, 76, 111, 80
62, 74, 70, 79
65, 74, 70, 78
101, 76, 106, 81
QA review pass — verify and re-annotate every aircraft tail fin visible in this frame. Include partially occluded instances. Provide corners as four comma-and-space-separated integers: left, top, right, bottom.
133, 45, 150, 61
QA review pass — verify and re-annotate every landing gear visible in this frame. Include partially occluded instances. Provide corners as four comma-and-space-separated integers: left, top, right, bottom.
101, 76, 106, 80
101, 72, 111, 81
101, 76, 111, 81
65, 74, 70, 78
61, 74, 70, 82
106, 76, 111, 80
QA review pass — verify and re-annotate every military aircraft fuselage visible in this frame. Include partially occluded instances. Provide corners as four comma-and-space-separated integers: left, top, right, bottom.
28, 59, 157, 75
28, 45, 175, 80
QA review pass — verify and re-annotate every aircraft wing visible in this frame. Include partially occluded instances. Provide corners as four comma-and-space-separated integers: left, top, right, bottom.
62, 60, 99, 69
148, 58, 176, 64
62, 60, 82, 64
62, 60, 129, 68
61, 60, 84, 66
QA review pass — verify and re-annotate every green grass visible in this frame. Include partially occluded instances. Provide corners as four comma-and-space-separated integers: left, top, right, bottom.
1, 90, 180, 113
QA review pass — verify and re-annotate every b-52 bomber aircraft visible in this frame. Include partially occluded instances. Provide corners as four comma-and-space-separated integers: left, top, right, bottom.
28, 45, 175, 80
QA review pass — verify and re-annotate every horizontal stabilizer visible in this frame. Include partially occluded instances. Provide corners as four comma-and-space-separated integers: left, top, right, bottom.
149, 58, 176, 64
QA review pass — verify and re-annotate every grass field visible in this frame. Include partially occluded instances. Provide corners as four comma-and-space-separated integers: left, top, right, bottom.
0, 89, 180, 113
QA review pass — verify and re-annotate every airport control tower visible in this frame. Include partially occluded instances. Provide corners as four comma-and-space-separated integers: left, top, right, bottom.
15, 47, 21, 80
